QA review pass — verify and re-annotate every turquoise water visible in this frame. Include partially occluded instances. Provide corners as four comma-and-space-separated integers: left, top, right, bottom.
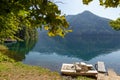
7, 32, 120, 74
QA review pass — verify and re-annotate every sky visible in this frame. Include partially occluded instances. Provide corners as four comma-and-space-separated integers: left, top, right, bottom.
55, 0, 120, 20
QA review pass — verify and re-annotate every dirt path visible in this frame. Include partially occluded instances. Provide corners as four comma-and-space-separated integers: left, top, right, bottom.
97, 69, 120, 80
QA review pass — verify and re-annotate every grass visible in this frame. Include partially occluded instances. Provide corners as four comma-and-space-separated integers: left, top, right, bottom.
0, 62, 61, 80
77, 76, 95, 80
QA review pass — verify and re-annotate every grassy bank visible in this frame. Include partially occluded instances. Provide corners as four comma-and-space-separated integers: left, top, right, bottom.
0, 45, 94, 80
0, 52, 61, 80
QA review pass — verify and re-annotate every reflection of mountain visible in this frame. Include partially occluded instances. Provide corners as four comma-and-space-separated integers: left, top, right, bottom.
33, 11, 120, 61
33, 32, 120, 61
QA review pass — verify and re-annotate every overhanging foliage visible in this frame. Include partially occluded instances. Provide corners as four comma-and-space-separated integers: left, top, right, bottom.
0, 0, 71, 42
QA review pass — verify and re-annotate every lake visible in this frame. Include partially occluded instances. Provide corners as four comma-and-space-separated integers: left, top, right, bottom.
6, 31, 120, 74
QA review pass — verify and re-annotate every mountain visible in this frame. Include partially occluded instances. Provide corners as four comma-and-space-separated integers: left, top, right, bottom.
66, 10, 120, 36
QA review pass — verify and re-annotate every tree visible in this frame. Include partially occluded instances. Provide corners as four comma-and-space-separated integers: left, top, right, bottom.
110, 18, 120, 30
83, 0, 120, 7
0, 0, 71, 42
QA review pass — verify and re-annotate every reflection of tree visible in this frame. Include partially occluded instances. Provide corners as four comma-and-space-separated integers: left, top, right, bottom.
4, 38, 37, 61
34, 33, 120, 61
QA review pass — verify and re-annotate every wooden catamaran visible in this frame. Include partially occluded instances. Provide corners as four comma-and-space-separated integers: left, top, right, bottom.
61, 62, 98, 77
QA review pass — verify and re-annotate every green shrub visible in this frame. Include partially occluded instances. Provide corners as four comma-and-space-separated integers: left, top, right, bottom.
0, 52, 14, 62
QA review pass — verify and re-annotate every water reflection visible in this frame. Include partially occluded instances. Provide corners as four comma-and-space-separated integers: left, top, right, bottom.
32, 32, 120, 61
23, 51, 81, 72
4, 39, 37, 61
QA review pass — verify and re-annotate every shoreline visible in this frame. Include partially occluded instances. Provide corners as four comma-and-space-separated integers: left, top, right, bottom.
1, 52, 120, 80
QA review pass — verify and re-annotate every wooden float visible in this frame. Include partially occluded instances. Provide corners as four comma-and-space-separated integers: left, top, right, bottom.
61, 62, 98, 77
95, 61, 107, 73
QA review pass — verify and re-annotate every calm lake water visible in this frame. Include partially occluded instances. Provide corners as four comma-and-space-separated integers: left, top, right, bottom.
7, 31, 120, 74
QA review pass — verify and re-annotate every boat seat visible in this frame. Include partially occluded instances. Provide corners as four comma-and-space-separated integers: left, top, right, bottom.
74, 62, 89, 72
75, 64, 81, 71
96, 61, 106, 73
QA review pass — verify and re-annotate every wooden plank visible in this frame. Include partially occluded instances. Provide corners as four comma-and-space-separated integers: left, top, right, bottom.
97, 61, 106, 73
